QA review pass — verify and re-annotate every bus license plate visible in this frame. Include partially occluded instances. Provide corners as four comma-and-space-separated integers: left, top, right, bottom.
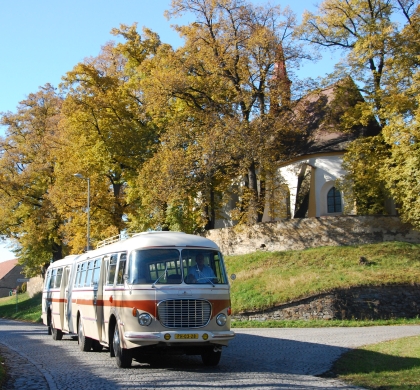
175, 334, 198, 339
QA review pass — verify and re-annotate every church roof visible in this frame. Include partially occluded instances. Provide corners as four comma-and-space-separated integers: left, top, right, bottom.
285, 78, 381, 158
0, 258, 19, 279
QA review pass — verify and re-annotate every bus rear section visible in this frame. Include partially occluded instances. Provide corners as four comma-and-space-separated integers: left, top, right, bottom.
42, 255, 78, 339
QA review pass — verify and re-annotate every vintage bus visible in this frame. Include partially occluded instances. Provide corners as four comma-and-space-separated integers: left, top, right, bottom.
42, 232, 235, 368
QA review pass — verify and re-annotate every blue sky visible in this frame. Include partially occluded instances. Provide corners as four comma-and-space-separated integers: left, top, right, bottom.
0, 0, 340, 262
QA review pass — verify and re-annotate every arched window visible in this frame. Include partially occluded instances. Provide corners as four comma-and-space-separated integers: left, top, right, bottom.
327, 187, 342, 213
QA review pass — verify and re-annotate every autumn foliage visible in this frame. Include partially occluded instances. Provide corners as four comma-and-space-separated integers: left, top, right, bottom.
0, 0, 419, 275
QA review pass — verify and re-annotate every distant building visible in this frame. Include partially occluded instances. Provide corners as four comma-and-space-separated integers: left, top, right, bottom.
268, 78, 384, 220
0, 259, 23, 298
214, 77, 394, 228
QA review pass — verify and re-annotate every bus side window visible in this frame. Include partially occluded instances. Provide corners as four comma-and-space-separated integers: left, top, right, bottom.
54, 268, 63, 288
79, 262, 87, 287
45, 270, 51, 290
49, 269, 57, 289
92, 259, 101, 285
74, 264, 81, 287
85, 261, 94, 287
116, 253, 127, 285
107, 254, 118, 285
212, 252, 227, 284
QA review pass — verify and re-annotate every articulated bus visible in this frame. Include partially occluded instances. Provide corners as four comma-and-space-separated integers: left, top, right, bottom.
42, 232, 235, 368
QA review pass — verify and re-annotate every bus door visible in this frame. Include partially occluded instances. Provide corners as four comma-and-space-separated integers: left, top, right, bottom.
113, 252, 127, 308
52, 268, 63, 329
92, 258, 104, 343
61, 266, 71, 332
101, 254, 117, 344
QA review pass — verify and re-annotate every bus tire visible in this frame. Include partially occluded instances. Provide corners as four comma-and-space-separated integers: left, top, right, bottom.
78, 316, 92, 352
51, 317, 63, 340
47, 310, 52, 335
201, 347, 222, 366
52, 327, 63, 340
113, 325, 132, 368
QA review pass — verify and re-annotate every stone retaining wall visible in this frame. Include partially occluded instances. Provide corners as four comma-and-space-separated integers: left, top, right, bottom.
233, 285, 420, 321
205, 216, 420, 256
27, 275, 44, 298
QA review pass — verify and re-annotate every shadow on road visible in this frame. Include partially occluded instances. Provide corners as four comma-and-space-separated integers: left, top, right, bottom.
1, 319, 419, 389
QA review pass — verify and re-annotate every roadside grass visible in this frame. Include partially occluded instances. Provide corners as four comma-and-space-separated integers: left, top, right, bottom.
0, 292, 42, 323
331, 335, 420, 389
231, 317, 420, 328
225, 241, 420, 313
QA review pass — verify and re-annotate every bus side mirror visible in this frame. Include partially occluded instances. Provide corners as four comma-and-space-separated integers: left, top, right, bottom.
230, 274, 236, 281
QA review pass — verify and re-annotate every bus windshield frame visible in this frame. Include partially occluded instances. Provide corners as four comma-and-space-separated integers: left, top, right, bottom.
127, 248, 228, 285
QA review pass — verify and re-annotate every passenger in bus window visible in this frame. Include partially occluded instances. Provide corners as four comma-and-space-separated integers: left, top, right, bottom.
186, 253, 216, 283
116, 255, 126, 285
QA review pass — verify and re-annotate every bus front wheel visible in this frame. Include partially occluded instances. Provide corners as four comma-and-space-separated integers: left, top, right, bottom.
113, 325, 132, 368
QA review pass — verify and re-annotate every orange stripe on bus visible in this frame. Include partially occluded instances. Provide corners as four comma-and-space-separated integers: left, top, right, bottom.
71, 298, 230, 318
49, 298, 66, 303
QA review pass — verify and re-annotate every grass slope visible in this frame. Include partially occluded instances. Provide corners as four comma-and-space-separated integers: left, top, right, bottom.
225, 241, 420, 313
332, 335, 420, 389
0, 292, 42, 323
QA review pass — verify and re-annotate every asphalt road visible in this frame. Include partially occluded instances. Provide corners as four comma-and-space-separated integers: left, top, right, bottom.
1, 319, 420, 389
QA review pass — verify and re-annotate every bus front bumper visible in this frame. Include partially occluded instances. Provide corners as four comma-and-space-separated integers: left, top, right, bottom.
124, 330, 235, 345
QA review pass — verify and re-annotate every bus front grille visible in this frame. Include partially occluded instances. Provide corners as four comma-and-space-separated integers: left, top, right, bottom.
157, 299, 212, 328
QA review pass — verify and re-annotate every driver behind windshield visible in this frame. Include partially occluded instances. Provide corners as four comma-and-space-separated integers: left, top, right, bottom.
186, 253, 216, 283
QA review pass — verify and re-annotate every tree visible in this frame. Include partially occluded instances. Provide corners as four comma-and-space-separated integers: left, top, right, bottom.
378, 4, 420, 227
298, 0, 418, 128
0, 84, 65, 275
132, 0, 310, 227
301, 0, 420, 225
55, 40, 160, 251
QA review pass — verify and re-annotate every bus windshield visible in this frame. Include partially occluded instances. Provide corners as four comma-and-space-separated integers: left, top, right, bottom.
127, 248, 227, 285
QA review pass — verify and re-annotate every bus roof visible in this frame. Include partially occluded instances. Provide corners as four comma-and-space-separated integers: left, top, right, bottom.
74, 232, 220, 263
48, 255, 80, 269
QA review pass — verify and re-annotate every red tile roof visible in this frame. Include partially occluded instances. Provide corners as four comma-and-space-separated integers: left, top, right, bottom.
0, 259, 19, 279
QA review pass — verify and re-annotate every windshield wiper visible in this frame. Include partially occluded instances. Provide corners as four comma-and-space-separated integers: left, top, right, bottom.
196, 276, 215, 286
152, 263, 168, 288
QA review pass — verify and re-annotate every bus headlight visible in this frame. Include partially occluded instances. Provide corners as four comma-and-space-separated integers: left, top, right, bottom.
138, 313, 152, 326
216, 313, 227, 326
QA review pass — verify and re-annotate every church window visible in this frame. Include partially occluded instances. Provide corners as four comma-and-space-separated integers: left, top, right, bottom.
327, 187, 342, 213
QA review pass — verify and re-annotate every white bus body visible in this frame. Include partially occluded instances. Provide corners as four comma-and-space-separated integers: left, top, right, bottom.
42, 232, 235, 367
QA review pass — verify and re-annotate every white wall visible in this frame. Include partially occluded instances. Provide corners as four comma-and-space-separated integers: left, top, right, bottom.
277, 154, 346, 219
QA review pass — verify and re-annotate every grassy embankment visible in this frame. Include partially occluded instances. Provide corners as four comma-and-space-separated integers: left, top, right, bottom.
0, 291, 42, 323
226, 240, 420, 316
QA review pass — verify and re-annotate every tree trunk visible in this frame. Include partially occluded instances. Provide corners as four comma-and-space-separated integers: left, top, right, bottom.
52, 242, 63, 262
257, 177, 265, 223
204, 186, 216, 230
248, 161, 259, 224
